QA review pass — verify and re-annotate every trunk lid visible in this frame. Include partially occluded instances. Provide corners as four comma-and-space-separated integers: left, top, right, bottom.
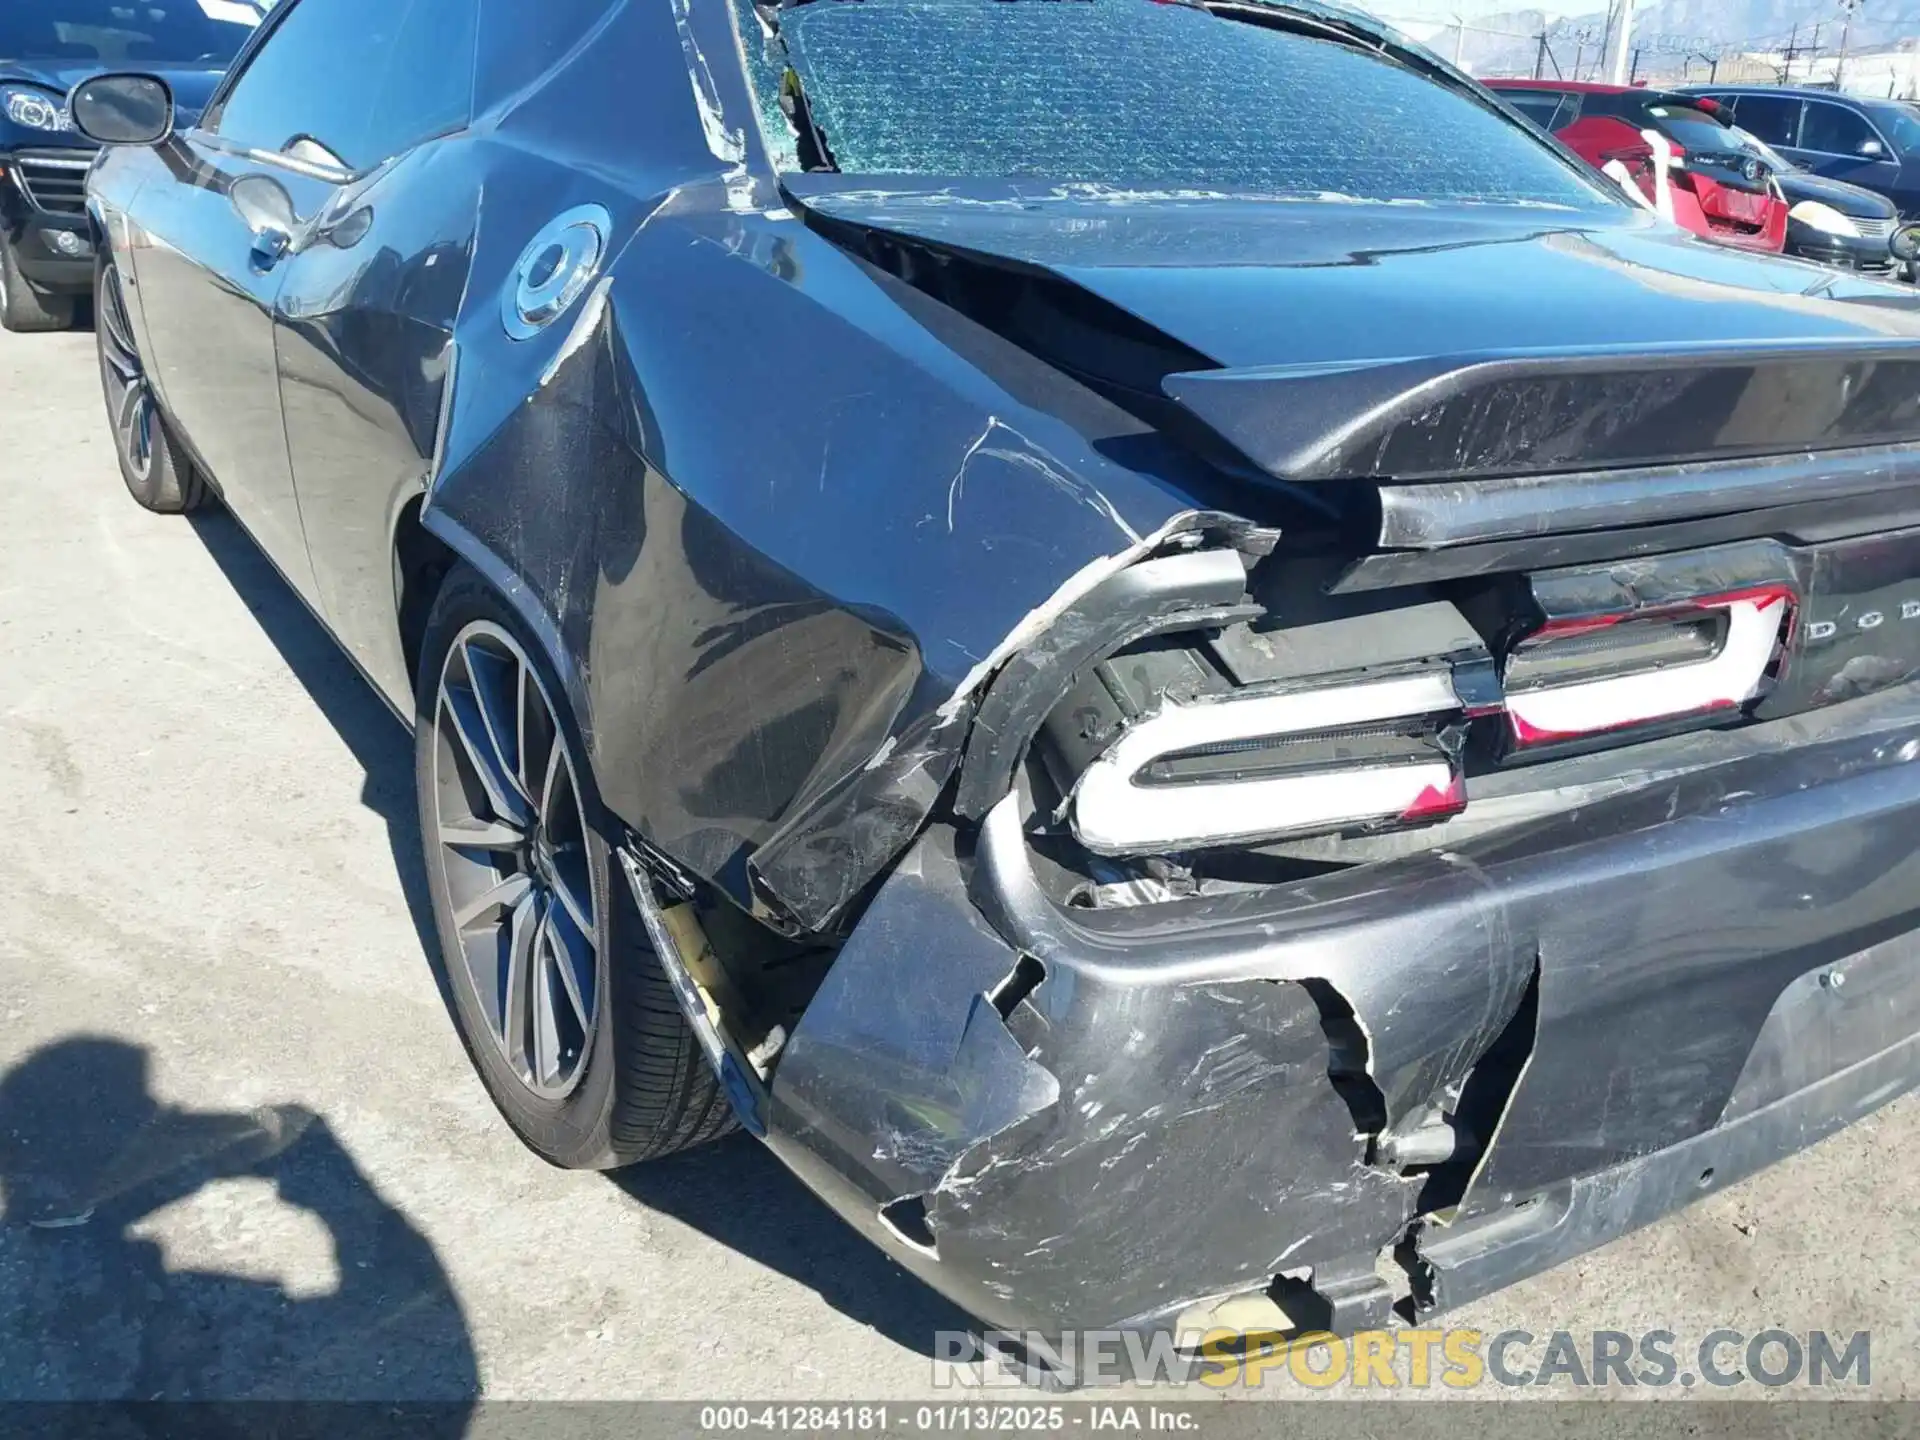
797, 183, 1920, 552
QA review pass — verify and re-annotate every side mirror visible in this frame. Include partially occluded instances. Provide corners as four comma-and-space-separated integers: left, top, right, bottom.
69, 73, 174, 146
1861, 138, 1888, 159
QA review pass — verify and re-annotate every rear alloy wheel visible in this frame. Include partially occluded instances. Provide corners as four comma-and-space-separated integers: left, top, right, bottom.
95, 260, 203, 512
416, 566, 734, 1168
0, 234, 75, 333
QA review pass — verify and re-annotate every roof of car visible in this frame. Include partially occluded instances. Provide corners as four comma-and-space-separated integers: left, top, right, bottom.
1486, 80, 1715, 111
1487, 81, 1713, 104
1683, 84, 1873, 103
1486, 80, 1641, 93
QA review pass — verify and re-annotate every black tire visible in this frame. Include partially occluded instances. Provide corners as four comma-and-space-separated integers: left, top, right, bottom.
414, 563, 735, 1169
0, 233, 74, 333
95, 259, 205, 513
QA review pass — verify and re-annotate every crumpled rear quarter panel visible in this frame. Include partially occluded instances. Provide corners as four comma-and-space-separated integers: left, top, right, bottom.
427, 197, 1196, 927
424, 0, 1191, 927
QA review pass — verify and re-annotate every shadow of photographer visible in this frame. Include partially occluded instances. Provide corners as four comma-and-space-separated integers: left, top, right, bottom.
0, 1035, 477, 1423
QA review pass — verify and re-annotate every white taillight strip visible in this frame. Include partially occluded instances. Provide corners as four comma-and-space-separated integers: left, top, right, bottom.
1506, 593, 1789, 745
1071, 672, 1461, 854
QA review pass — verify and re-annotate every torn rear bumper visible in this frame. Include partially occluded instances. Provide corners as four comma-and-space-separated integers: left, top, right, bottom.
763, 683, 1920, 1338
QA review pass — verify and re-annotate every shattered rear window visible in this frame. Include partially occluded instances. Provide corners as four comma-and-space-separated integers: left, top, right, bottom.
742, 0, 1605, 206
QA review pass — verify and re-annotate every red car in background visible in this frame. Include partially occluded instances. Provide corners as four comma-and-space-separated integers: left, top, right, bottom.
1489, 81, 1788, 254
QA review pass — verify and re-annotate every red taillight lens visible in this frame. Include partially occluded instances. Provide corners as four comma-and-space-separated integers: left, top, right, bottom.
1502, 587, 1793, 748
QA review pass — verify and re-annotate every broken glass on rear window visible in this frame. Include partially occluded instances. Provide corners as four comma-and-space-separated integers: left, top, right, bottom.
736, 0, 1607, 207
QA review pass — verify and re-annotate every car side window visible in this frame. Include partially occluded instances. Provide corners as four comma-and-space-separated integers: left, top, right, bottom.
1505, 92, 1565, 130
1729, 94, 1802, 148
207, 0, 477, 174
1800, 100, 1881, 157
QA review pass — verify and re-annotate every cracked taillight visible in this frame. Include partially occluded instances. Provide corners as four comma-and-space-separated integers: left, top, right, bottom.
1069, 671, 1467, 855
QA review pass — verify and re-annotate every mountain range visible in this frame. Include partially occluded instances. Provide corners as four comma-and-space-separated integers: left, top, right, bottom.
1393, 0, 1916, 81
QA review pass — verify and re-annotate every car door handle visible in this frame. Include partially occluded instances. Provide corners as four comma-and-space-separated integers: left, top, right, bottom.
249, 223, 292, 271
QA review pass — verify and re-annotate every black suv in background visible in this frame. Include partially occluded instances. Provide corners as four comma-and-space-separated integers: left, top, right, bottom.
1686, 85, 1920, 218
0, 2, 258, 331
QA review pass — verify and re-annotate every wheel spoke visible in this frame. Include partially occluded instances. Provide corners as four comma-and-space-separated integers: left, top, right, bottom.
98, 361, 131, 422
548, 859, 594, 947
462, 640, 530, 807
453, 870, 533, 932
113, 380, 152, 474
541, 906, 591, 1044
441, 685, 532, 829
112, 376, 143, 448
130, 396, 153, 468
541, 909, 592, 1038
540, 736, 566, 828
515, 663, 535, 801
438, 815, 526, 852
100, 341, 140, 383
530, 937, 563, 1087
101, 273, 138, 359
501, 889, 539, 1076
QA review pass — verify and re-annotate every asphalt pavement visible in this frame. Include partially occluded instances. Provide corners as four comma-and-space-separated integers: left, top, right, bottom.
1, 319, 1915, 1404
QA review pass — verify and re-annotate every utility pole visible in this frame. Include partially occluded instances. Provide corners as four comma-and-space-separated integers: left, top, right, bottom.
1535, 26, 1550, 79
1780, 23, 1826, 82
1451, 12, 1465, 69
1835, 0, 1860, 91
1605, 0, 1636, 84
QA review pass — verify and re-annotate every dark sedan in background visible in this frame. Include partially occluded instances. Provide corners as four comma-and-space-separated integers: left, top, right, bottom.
64, 0, 1920, 1378
0, 1, 256, 331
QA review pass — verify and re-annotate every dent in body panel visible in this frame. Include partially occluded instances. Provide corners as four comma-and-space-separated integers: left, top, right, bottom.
425, 178, 1196, 929
917, 970, 1404, 1332
762, 798, 1540, 1334
411, 0, 758, 713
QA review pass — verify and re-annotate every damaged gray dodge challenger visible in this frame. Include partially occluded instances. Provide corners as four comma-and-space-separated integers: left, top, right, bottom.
75, 0, 1920, 1354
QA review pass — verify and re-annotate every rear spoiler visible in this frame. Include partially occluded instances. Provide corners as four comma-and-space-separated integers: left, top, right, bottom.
1160, 339, 1920, 485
